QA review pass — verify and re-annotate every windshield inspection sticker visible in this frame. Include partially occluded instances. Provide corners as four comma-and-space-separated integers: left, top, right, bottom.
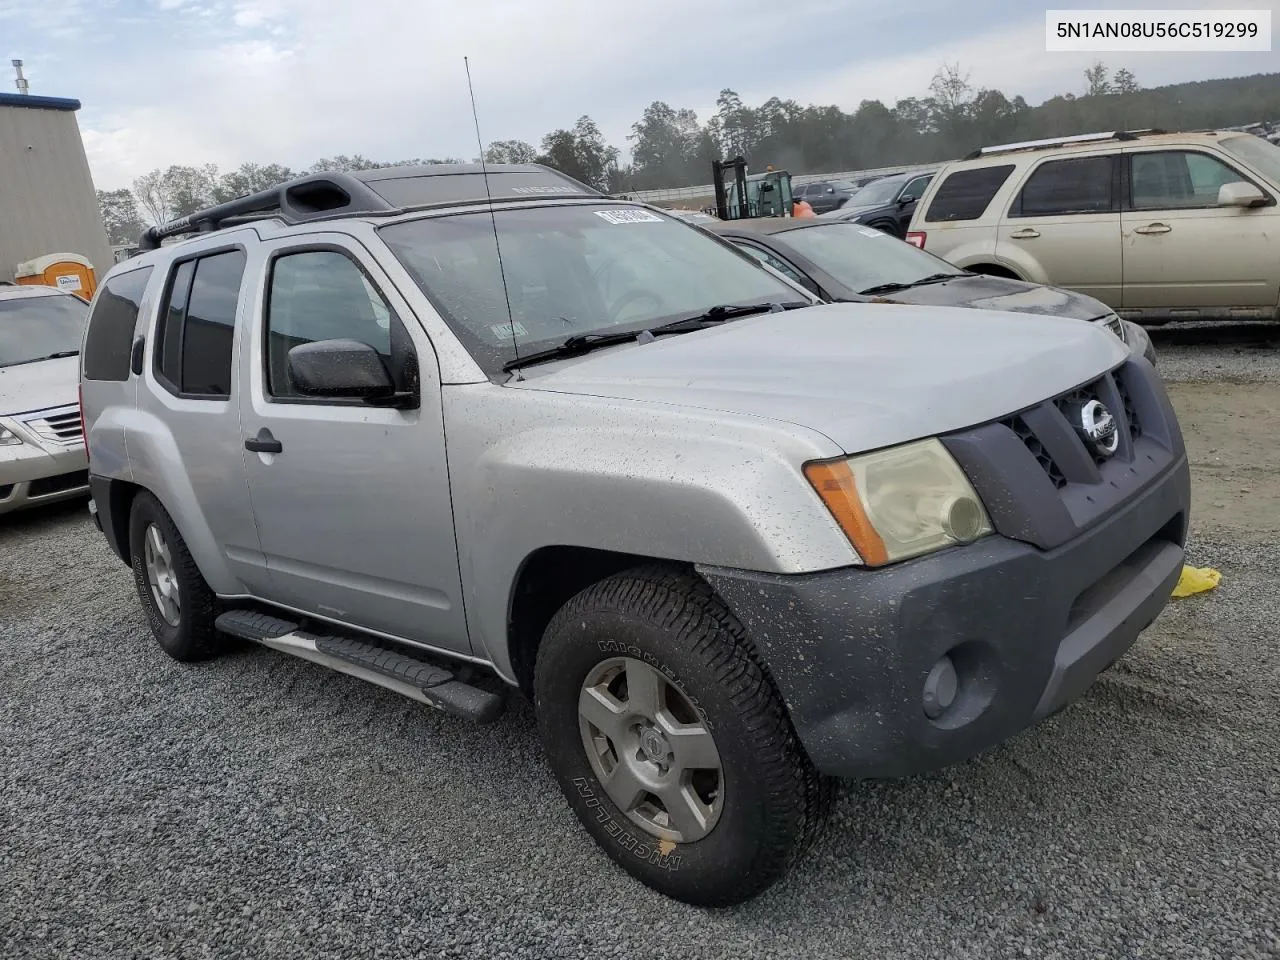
489, 321, 529, 339
858, 227, 886, 238
595, 209, 664, 225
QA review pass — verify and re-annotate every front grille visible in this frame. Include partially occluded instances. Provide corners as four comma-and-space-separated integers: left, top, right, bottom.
1116, 374, 1143, 440
1002, 365, 1138, 488
28, 470, 89, 498
16, 404, 83, 448
1006, 414, 1067, 488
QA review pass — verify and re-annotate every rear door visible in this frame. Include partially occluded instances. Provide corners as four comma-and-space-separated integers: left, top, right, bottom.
236, 234, 469, 653
1120, 147, 1280, 314
134, 244, 266, 592
995, 153, 1122, 306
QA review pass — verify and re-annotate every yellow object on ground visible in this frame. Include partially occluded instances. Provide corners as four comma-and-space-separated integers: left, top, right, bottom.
1172, 565, 1221, 598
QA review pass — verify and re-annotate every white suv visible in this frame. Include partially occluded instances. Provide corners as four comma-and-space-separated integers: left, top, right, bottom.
905, 129, 1280, 324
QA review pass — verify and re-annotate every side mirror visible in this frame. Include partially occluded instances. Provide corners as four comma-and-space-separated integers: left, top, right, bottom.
287, 338, 402, 402
897, 195, 915, 206
1218, 181, 1268, 208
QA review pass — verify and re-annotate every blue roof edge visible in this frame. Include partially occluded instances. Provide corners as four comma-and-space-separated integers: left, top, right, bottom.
0, 92, 81, 112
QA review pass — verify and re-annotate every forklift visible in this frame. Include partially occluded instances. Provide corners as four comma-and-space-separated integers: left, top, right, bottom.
710, 156, 795, 220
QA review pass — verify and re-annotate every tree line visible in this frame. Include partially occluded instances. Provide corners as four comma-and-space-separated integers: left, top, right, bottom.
98, 62, 1280, 245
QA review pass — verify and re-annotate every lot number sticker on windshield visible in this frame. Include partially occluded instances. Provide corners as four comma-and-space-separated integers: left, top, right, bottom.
595, 209, 664, 224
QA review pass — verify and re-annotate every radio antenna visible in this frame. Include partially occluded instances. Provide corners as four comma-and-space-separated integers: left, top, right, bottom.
464, 56, 521, 375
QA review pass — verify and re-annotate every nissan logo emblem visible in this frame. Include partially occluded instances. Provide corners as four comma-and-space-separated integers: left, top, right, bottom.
1079, 399, 1119, 457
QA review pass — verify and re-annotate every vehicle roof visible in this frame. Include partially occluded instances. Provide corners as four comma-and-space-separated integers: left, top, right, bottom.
0, 284, 80, 302
954, 130, 1254, 167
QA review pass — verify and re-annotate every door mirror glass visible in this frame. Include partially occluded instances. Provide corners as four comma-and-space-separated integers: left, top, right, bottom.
287, 338, 395, 399
1218, 181, 1267, 207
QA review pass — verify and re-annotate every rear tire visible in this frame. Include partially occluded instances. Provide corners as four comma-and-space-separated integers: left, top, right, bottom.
128, 491, 223, 662
534, 565, 833, 907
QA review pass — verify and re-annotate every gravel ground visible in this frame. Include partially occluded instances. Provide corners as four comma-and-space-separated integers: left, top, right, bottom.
2, 332, 1278, 960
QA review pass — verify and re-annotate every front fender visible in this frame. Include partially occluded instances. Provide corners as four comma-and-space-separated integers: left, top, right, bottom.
442, 383, 859, 680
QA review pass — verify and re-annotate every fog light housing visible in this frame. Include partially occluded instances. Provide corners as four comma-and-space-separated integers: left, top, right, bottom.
922, 655, 958, 719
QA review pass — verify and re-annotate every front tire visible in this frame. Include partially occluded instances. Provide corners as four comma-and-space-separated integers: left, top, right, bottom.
129, 491, 223, 662
534, 566, 833, 907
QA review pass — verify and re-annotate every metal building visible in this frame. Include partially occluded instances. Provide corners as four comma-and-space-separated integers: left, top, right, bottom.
0, 91, 113, 283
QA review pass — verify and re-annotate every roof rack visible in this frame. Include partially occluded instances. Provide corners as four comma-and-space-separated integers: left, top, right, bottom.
964, 129, 1168, 160
137, 163, 601, 251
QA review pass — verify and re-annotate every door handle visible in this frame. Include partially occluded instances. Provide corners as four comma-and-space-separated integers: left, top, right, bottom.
1009, 228, 1040, 239
245, 428, 282, 454
1134, 223, 1171, 235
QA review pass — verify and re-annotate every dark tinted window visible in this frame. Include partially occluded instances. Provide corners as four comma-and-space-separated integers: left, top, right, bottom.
1015, 156, 1113, 216
265, 250, 398, 399
157, 261, 194, 388
923, 165, 1015, 222
83, 268, 151, 380
155, 250, 246, 398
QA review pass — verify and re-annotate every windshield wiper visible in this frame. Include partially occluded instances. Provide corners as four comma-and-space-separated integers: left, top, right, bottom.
0, 350, 80, 368
500, 301, 811, 373
646, 300, 812, 335
502, 331, 640, 372
858, 273, 962, 296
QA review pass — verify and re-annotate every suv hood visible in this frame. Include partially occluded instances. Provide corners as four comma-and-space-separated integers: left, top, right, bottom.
517, 303, 1127, 454
0, 356, 79, 415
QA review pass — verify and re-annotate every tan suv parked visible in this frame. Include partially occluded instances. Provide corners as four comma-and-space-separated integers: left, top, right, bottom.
906, 129, 1280, 323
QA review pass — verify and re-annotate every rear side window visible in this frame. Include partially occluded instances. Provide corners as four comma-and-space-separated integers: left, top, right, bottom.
83, 268, 152, 381
1013, 156, 1114, 217
154, 249, 247, 398
923, 165, 1016, 222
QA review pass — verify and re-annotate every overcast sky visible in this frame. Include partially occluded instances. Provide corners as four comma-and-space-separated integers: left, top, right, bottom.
3, 0, 1277, 191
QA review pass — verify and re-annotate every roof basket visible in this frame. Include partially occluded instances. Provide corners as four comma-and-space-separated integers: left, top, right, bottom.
964, 129, 1168, 160
136, 163, 603, 251
137, 172, 396, 250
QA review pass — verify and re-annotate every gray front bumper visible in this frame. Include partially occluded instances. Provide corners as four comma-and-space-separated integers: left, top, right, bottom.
701, 451, 1190, 780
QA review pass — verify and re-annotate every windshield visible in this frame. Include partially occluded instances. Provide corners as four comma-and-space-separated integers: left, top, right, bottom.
1220, 134, 1280, 186
847, 175, 909, 205
379, 204, 800, 373
779, 223, 965, 294
0, 293, 88, 367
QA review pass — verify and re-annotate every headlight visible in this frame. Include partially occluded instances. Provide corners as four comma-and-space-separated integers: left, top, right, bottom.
804, 438, 993, 565
0, 425, 23, 447
1103, 314, 1127, 343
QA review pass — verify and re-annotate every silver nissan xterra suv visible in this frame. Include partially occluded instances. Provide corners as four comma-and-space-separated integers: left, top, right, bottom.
80, 163, 1191, 907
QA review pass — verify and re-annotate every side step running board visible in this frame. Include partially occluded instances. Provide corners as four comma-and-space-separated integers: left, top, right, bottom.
215, 609, 506, 724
